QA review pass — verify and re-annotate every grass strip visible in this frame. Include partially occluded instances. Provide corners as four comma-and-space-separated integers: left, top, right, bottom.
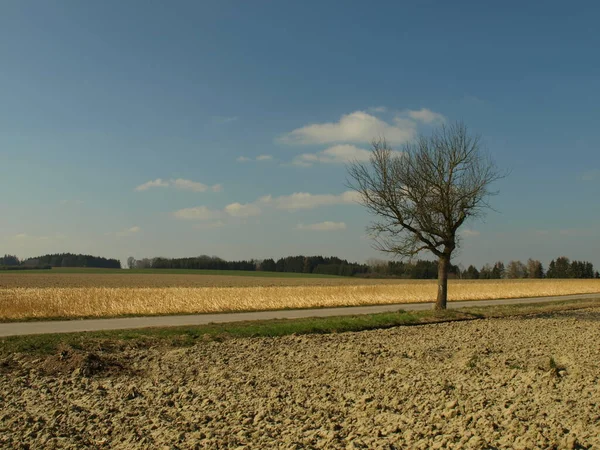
1, 298, 598, 357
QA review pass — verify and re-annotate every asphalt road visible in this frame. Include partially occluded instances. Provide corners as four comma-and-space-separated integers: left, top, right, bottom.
1, 293, 598, 337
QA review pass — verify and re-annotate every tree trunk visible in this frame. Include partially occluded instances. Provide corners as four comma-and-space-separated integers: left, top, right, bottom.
436, 256, 449, 310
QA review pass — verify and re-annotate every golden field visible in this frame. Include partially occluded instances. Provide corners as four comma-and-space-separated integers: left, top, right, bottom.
0, 272, 599, 320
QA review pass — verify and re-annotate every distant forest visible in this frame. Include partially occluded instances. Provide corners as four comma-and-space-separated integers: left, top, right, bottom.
0, 253, 121, 269
130, 255, 370, 277
127, 255, 599, 279
1, 253, 598, 279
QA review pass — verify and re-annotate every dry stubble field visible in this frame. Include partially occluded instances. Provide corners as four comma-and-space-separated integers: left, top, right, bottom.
1, 308, 599, 448
1, 271, 599, 321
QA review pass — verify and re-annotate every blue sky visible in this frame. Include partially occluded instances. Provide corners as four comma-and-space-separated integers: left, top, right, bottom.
1, 1, 599, 269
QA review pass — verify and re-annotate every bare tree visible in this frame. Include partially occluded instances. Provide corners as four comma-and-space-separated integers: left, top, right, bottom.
506, 260, 527, 279
347, 122, 503, 309
526, 258, 544, 278
126, 256, 136, 270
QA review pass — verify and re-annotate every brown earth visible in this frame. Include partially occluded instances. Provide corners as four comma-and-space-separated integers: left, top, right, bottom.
1, 309, 599, 449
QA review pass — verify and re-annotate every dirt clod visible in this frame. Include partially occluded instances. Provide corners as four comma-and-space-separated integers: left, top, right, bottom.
40, 347, 125, 378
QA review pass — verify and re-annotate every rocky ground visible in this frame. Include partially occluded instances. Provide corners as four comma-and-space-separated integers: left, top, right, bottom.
1, 309, 599, 449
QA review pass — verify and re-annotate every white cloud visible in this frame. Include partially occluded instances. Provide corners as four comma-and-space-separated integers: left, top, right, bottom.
278, 110, 417, 145
407, 108, 446, 124
293, 145, 370, 166
135, 178, 170, 191
296, 221, 347, 231
224, 202, 261, 218
259, 190, 360, 211
173, 189, 361, 225
175, 202, 261, 221
237, 155, 273, 163
174, 202, 262, 221
135, 178, 222, 193
173, 206, 221, 221
292, 144, 405, 166
461, 229, 481, 237
171, 179, 211, 192
367, 106, 387, 113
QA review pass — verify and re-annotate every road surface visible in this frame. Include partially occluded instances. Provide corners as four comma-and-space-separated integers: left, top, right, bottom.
0, 293, 598, 337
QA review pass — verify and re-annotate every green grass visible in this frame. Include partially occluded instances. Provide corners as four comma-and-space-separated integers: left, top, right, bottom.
0, 310, 426, 355
2, 298, 598, 356
8, 267, 341, 278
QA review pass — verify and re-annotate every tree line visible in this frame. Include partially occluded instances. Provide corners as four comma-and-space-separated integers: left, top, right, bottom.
1, 254, 51, 270
0, 253, 121, 269
127, 255, 369, 277
2, 252, 597, 279
460, 257, 598, 279
365, 259, 461, 279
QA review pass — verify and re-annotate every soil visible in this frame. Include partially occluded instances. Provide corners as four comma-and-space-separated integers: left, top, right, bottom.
1, 309, 599, 449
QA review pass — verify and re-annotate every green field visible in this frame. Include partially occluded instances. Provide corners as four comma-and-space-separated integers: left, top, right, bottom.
13, 267, 342, 278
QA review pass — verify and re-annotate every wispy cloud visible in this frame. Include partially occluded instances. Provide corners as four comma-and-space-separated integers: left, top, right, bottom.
259, 190, 360, 211
277, 110, 418, 145
367, 106, 387, 113
173, 190, 360, 221
406, 108, 446, 124
171, 179, 216, 192
11, 233, 67, 242
579, 169, 600, 181
110, 226, 142, 237
173, 206, 222, 221
134, 178, 170, 191
224, 202, 262, 218
460, 229, 481, 237
533, 228, 595, 238
174, 203, 262, 221
558, 228, 595, 237
135, 178, 222, 193
237, 154, 273, 163
212, 116, 238, 124
461, 95, 485, 106
292, 144, 404, 167
293, 145, 370, 166
296, 221, 347, 231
